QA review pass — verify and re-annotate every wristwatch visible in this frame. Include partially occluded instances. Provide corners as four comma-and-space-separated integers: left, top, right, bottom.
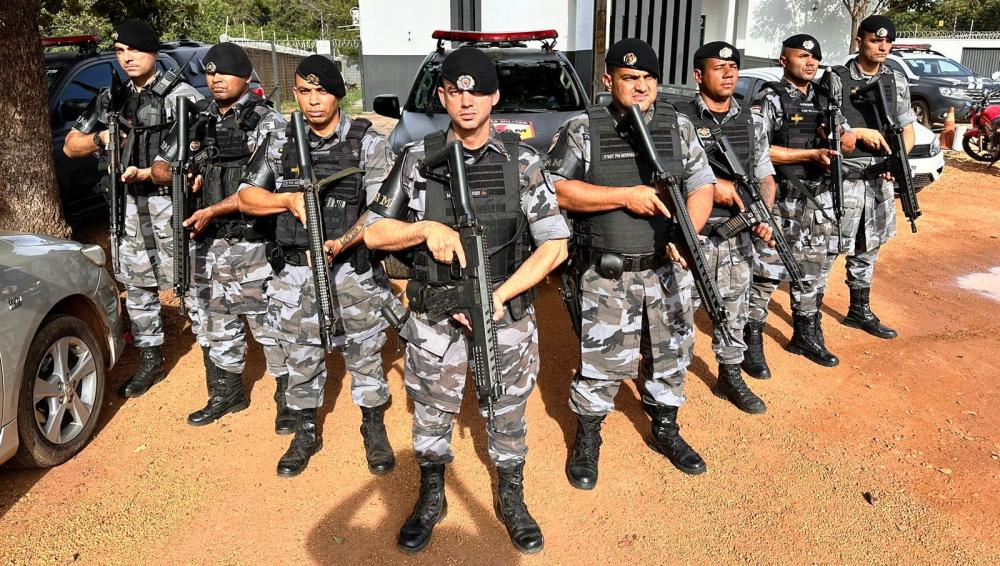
93, 131, 107, 150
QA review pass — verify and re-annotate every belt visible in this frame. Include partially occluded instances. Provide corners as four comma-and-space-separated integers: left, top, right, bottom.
281, 248, 309, 266
844, 160, 890, 181
203, 221, 265, 243
575, 248, 665, 272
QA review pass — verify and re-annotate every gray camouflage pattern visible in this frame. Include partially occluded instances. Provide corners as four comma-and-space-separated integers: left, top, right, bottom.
569, 264, 696, 415
261, 262, 398, 410
690, 230, 753, 364
401, 309, 539, 466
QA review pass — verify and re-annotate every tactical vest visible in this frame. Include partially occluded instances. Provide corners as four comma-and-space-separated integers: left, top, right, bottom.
684, 98, 755, 219
275, 117, 372, 271
764, 81, 828, 184
412, 131, 535, 313
194, 95, 273, 240
832, 65, 897, 157
574, 95, 684, 255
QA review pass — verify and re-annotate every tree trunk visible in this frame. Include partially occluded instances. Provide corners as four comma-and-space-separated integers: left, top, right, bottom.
0, 0, 72, 238
849, 16, 860, 53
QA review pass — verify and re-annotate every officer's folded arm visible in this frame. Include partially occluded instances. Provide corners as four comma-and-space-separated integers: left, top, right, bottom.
63, 128, 105, 158
237, 186, 299, 218
554, 179, 670, 217
365, 219, 467, 266
494, 238, 568, 307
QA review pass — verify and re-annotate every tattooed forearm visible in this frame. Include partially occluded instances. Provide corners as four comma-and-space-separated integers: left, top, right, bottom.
337, 212, 368, 250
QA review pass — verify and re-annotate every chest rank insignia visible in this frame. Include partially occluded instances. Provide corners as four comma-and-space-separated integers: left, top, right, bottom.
790, 114, 804, 124
697, 127, 711, 138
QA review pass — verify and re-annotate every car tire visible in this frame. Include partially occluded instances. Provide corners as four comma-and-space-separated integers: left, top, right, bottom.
12, 315, 106, 468
912, 99, 932, 128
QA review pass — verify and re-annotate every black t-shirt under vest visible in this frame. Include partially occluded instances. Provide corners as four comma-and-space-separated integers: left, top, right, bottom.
832, 65, 897, 157
275, 118, 371, 268
762, 81, 829, 184
575, 94, 684, 255
414, 130, 533, 289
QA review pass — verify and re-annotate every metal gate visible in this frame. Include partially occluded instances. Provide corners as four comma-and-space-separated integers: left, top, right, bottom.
609, 0, 704, 87
961, 48, 1000, 78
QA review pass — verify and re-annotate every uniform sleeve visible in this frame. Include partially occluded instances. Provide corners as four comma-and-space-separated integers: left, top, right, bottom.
892, 71, 916, 128
237, 121, 287, 193
519, 147, 571, 244
545, 114, 590, 183
751, 113, 775, 179
163, 83, 204, 121
154, 122, 181, 163
677, 114, 717, 195
752, 90, 783, 144
73, 89, 110, 134
360, 132, 397, 205
365, 144, 422, 226
248, 107, 288, 154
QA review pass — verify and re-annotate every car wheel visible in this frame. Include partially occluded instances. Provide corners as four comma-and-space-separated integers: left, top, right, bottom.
12, 315, 105, 468
912, 99, 931, 128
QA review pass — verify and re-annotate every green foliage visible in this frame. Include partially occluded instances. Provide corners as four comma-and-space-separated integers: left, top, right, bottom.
39, 0, 360, 44
887, 0, 1000, 32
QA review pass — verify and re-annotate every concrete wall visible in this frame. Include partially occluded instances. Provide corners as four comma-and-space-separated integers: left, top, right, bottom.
740, 0, 854, 65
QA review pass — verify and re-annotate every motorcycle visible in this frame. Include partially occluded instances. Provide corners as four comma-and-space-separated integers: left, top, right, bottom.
962, 89, 1000, 165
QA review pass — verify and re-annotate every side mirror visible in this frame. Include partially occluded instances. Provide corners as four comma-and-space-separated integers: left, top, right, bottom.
373, 94, 401, 119
992, 71, 1000, 81
60, 99, 90, 124
594, 92, 612, 107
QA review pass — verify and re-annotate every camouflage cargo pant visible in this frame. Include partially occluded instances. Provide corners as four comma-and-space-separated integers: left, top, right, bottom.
568, 262, 695, 416
261, 260, 397, 410
691, 228, 754, 365
399, 307, 539, 467
115, 193, 174, 347
184, 236, 283, 375
749, 187, 837, 320
831, 175, 893, 290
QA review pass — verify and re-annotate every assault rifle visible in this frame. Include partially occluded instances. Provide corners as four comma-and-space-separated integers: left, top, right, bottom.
419, 140, 506, 424
171, 97, 193, 314
626, 104, 733, 346
707, 128, 808, 293
106, 70, 132, 272
852, 77, 921, 232
823, 69, 846, 223
291, 111, 338, 352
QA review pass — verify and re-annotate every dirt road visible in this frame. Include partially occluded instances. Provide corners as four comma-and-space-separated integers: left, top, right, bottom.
2, 153, 998, 565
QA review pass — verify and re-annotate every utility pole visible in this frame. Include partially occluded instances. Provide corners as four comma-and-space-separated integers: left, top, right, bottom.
592, 0, 607, 99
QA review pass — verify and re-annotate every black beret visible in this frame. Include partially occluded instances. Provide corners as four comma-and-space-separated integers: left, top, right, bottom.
782, 34, 822, 61
203, 42, 252, 77
296, 54, 346, 98
694, 41, 741, 68
440, 47, 498, 94
112, 19, 159, 53
858, 15, 896, 41
605, 38, 660, 79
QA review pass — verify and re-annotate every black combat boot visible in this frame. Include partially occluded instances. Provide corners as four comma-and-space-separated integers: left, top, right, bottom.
843, 287, 897, 339
397, 463, 447, 554
187, 369, 250, 426
786, 312, 840, 367
645, 404, 706, 475
273, 375, 297, 436
566, 414, 605, 490
360, 404, 396, 475
741, 320, 771, 379
495, 463, 544, 554
200, 346, 217, 396
276, 408, 322, 477
120, 345, 166, 398
714, 363, 767, 414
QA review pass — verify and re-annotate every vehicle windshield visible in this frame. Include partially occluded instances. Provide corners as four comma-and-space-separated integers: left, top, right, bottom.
902, 57, 974, 77
408, 59, 585, 113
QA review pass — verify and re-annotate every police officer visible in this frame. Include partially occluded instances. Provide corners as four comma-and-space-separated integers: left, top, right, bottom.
684, 41, 775, 414
63, 19, 202, 398
364, 47, 569, 554
744, 35, 858, 377
150, 43, 289, 428
828, 15, 915, 339
237, 55, 399, 477
548, 38, 716, 484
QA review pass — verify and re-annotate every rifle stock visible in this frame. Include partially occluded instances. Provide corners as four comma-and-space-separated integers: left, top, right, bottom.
625, 104, 734, 346
292, 112, 338, 352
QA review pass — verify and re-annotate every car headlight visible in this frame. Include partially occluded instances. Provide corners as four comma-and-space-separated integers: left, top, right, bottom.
938, 87, 972, 100
930, 135, 941, 155
80, 244, 106, 267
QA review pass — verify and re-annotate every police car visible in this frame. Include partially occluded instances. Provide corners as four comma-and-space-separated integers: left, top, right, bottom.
373, 30, 590, 156
735, 67, 945, 192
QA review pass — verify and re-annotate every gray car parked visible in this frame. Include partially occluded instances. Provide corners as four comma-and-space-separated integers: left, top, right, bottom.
0, 233, 125, 467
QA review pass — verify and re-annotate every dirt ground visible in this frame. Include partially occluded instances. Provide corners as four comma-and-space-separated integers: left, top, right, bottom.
2, 138, 999, 564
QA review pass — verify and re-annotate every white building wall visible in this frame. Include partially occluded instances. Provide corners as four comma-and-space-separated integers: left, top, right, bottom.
739, 0, 855, 64
480, 0, 591, 51
358, 0, 451, 56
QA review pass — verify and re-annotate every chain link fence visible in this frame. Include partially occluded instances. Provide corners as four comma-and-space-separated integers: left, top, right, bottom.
225, 36, 364, 113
